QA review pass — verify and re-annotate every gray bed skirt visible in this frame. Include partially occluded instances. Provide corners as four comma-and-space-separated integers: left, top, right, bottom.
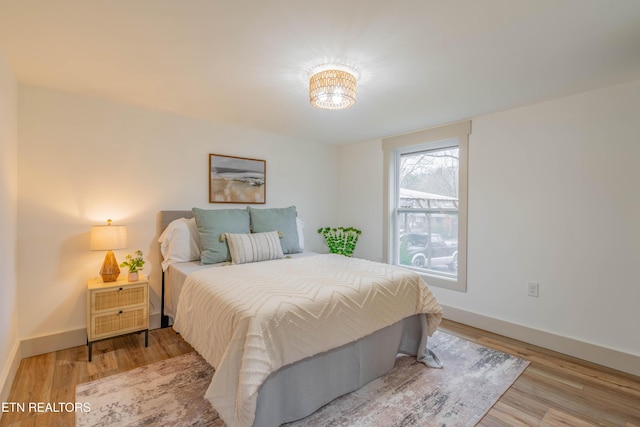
253, 314, 428, 427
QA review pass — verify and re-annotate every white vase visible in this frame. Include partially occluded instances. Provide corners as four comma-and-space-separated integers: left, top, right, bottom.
128, 272, 139, 282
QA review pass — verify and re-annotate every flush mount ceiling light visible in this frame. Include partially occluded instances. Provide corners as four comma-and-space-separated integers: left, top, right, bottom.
309, 64, 359, 110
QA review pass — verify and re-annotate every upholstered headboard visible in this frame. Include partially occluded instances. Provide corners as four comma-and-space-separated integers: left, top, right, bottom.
160, 210, 194, 233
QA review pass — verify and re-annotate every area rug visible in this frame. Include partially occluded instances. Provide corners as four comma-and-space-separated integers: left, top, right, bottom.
76, 331, 529, 427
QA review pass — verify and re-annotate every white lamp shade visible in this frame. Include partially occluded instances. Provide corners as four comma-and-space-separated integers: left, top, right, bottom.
90, 224, 127, 251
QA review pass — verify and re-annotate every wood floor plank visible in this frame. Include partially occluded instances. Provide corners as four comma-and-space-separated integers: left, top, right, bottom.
480, 400, 542, 426
1, 417, 38, 427
541, 407, 598, 426
85, 346, 117, 378
526, 365, 585, 390
512, 370, 631, 426
498, 386, 549, 420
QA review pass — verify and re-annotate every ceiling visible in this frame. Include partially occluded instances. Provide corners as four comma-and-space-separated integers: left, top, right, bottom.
1, 0, 639, 145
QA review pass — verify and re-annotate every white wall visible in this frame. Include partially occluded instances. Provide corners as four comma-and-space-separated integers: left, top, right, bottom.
17, 85, 340, 341
0, 52, 19, 402
338, 79, 640, 367
444, 79, 640, 358
338, 139, 384, 262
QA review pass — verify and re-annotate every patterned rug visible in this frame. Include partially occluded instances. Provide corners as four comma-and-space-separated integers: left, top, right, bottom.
76, 331, 528, 427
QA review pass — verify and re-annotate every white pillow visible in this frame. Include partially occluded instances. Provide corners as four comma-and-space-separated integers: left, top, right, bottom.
158, 217, 200, 271
296, 217, 305, 251
224, 231, 284, 265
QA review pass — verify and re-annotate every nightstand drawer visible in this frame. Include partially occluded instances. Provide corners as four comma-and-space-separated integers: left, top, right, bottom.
91, 307, 148, 339
92, 284, 146, 312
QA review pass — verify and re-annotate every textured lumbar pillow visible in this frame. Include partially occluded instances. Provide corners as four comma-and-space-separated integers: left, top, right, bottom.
224, 231, 284, 265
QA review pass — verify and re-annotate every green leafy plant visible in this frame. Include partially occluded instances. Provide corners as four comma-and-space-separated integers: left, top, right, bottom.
120, 250, 145, 273
317, 227, 362, 257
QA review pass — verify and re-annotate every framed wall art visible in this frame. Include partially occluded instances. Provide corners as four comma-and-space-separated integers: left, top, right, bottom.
209, 154, 266, 204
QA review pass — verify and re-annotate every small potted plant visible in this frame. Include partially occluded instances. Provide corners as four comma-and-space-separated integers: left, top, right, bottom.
318, 227, 362, 257
120, 250, 145, 282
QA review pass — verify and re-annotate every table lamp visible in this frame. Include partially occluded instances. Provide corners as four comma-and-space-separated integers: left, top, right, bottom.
90, 219, 127, 282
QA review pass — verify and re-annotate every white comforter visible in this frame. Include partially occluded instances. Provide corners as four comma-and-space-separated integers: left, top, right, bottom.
173, 254, 442, 427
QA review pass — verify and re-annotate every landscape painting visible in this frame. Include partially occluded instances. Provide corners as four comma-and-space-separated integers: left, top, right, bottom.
209, 154, 266, 204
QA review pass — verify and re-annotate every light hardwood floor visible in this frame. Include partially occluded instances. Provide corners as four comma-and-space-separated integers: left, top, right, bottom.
1, 320, 639, 426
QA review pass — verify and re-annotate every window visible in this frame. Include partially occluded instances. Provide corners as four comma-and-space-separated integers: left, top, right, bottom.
382, 121, 470, 291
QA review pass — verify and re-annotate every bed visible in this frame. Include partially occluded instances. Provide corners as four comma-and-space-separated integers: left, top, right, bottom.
159, 209, 443, 427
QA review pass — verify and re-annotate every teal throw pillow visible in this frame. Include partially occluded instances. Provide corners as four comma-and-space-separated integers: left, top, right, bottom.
192, 208, 251, 264
247, 206, 301, 254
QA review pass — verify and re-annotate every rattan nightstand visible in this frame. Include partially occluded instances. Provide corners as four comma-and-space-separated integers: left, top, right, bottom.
86, 274, 149, 361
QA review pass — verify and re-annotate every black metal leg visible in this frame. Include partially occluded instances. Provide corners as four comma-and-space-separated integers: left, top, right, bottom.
161, 271, 168, 328
88, 342, 92, 362
145, 330, 149, 347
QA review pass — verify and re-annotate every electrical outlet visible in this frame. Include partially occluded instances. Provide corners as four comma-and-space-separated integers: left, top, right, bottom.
527, 282, 539, 297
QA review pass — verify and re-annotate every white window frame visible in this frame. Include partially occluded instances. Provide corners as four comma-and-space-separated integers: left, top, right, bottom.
382, 120, 470, 292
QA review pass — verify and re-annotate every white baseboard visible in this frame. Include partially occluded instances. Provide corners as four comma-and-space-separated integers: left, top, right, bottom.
149, 311, 161, 330
0, 341, 21, 404
441, 304, 640, 377
20, 328, 87, 359
19, 313, 163, 360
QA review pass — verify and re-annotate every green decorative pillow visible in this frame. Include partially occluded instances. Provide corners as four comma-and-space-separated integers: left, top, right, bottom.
247, 206, 301, 254
192, 208, 251, 264
224, 231, 284, 265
